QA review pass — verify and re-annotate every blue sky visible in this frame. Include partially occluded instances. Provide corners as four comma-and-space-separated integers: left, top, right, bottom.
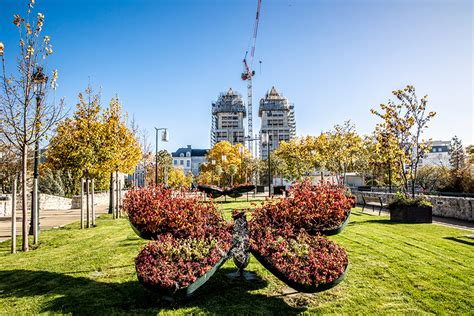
1, 0, 472, 151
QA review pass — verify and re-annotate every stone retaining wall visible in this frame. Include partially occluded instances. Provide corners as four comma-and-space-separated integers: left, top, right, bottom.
0, 191, 113, 217
354, 191, 473, 222
71, 192, 111, 209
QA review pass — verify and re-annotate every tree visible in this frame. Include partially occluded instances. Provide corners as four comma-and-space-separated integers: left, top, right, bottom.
274, 136, 314, 181
228, 164, 238, 186
155, 150, 172, 184
0, 1, 64, 251
326, 121, 364, 184
168, 168, 192, 189
449, 136, 465, 171
47, 88, 105, 179
416, 165, 450, 192
371, 85, 436, 198
200, 141, 250, 186
0, 143, 20, 194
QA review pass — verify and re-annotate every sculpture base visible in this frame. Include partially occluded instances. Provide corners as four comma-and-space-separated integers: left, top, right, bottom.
226, 270, 257, 281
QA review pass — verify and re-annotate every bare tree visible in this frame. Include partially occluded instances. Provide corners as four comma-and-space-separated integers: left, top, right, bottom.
0, 1, 64, 251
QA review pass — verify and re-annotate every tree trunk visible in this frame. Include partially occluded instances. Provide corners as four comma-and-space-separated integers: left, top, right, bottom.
21, 145, 28, 252
109, 172, 114, 215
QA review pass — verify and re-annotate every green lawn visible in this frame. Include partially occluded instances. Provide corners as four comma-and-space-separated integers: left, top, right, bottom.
0, 199, 473, 315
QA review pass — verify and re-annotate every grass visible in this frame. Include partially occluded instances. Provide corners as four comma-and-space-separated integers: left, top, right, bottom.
0, 199, 473, 315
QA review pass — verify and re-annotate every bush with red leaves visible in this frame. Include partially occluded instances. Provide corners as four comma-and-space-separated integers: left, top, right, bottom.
136, 230, 232, 292
251, 180, 354, 234
123, 185, 228, 239
249, 227, 348, 287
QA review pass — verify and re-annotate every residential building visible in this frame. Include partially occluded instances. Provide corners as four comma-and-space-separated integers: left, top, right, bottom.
259, 86, 296, 160
210, 88, 246, 146
172, 145, 209, 176
419, 140, 451, 167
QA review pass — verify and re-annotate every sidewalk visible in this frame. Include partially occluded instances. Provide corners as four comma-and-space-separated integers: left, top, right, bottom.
360, 207, 474, 231
0, 205, 110, 243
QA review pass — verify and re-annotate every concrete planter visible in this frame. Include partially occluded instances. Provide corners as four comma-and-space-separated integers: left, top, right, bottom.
390, 205, 432, 223
251, 250, 348, 293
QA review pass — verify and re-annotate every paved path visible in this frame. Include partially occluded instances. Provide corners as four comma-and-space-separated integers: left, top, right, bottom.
0, 205, 110, 243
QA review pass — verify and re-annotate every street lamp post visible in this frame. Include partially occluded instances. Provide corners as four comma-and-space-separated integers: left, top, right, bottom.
154, 127, 168, 185
261, 132, 271, 197
30, 66, 48, 243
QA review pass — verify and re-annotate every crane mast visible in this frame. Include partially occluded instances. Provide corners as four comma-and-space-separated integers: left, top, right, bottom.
241, 0, 262, 155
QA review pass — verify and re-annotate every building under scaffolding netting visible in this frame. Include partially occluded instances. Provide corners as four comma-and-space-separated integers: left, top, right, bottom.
210, 88, 247, 146
259, 86, 296, 160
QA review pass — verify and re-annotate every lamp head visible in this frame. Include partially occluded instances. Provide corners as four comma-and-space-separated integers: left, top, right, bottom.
32, 66, 48, 94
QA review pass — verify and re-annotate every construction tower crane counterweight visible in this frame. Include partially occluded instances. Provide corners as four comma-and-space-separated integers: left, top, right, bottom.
241, 0, 262, 155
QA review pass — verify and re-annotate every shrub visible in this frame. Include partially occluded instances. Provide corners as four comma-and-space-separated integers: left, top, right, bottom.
123, 185, 228, 239
249, 227, 348, 287
135, 231, 232, 292
250, 180, 354, 234
388, 192, 432, 209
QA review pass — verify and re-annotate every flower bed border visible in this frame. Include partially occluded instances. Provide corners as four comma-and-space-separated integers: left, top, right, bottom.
319, 211, 351, 236
251, 250, 348, 293
137, 253, 231, 298
129, 221, 154, 240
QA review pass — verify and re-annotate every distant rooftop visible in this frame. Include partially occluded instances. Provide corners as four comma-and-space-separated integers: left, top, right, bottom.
172, 145, 208, 157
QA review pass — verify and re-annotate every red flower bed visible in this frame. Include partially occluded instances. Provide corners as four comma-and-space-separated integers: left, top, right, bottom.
136, 230, 232, 292
251, 180, 354, 234
123, 185, 228, 239
249, 227, 348, 288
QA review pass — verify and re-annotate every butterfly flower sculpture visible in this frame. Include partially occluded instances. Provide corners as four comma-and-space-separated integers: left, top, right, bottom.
197, 184, 256, 199
124, 180, 354, 299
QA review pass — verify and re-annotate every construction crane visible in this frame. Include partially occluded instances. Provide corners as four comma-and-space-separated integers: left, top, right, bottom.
241, 0, 262, 155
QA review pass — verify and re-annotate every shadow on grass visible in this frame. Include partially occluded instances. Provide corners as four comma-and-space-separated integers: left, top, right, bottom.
351, 219, 402, 225
0, 268, 304, 314
443, 236, 474, 246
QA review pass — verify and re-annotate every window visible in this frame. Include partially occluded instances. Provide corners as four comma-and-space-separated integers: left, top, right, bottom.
180, 153, 184, 157
186, 152, 191, 157
174, 160, 177, 165
186, 160, 190, 167
180, 160, 184, 165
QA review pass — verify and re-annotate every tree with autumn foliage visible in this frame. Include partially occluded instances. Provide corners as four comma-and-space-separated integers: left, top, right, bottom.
371, 85, 436, 197
0, 1, 64, 252
168, 168, 193, 189
274, 136, 314, 181
200, 141, 251, 186
46, 87, 106, 180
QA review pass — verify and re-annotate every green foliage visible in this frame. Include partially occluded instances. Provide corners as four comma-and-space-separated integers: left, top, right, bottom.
449, 136, 466, 171
389, 192, 432, 209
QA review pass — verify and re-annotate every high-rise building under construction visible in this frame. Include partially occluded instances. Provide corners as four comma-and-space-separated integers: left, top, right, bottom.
210, 88, 246, 146
259, 86, 296, 160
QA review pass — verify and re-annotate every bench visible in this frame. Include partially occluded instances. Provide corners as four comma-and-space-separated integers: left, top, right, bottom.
361, 195, 387, 215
